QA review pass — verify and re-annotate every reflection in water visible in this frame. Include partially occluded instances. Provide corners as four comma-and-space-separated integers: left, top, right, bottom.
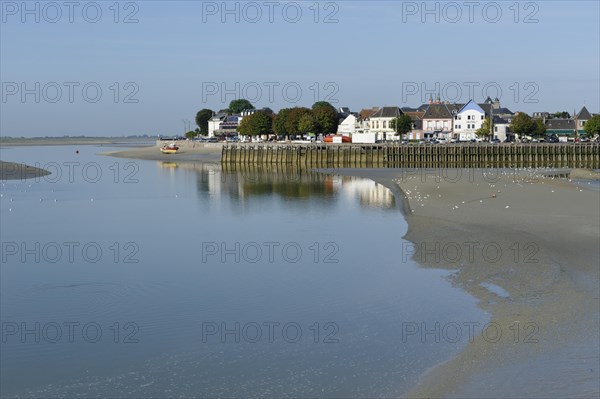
1, 147, 485, 398
159, 161, 396, 210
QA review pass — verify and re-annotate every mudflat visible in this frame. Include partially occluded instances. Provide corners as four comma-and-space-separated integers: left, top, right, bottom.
324, 168, 599, 398
0, 161, 51, 180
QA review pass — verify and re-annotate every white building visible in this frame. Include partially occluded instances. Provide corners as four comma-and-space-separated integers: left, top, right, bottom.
453, 100, 489, 141
338, 114, 358, 135
369, 106, 403, 141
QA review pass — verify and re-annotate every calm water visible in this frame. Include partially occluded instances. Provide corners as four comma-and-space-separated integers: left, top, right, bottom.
0, 146, 487, 398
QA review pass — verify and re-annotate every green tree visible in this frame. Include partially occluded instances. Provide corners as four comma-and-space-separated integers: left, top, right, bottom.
390, 114, 413, 136
273, 108, 292, 138
312, 101, 336, 111
185, 130, 198, 139
510, 112, 537, 137
584, 114, 600, 138
237, 111, 272, 136
228, 99, 254, 114
195, 109, 214, 135
533, 118, 546, 137
285, 107, 312, 136
298, 114, 317, 134
312, 105, 338, 134
476, 118, 493, 139
553, 111, 570, 119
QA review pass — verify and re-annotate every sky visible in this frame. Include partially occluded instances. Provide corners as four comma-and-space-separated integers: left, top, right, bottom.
1, 0, 599, 137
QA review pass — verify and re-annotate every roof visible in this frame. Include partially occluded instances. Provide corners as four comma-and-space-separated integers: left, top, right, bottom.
404, 111, 424, 120
423, 104, 454, 119
401, 107, 417, 112
417, 104, 430, 112
359, 108, 379, 120
544, 119, 576, 130
371, 106, 403, 118
577, 106, 592, 120
479, 103, 492, 116
494, 107, 514, 115
458, 100, 485, 114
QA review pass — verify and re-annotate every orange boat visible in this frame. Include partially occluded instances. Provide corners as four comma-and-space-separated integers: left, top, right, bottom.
324, 135, 352, 143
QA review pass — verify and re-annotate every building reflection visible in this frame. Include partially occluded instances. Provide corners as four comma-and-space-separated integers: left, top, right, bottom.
157, 161, 395, 210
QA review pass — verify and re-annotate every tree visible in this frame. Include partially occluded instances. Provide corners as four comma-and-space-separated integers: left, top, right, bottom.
476, 118, 493, 139
185, 130, 198, 139
228, 99, 254, 114
584, 115, 600, 138
533, 118, 546, 137
312, 105, 338, 134
390, 114, 413, 136
510, 112, 537, 137
553, 111, 570, 119
285, 107, 312, 136
312, 101, 336, 111
273, 108, 292, 138
195, 109, 214, 135
237, 111, 272, 137
298, 114, 317, 134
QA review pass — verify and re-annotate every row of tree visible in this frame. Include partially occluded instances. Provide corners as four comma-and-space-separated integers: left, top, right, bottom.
239, 101, 339, 137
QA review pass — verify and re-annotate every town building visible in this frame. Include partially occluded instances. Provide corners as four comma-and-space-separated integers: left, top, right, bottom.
368, 106, 403, 141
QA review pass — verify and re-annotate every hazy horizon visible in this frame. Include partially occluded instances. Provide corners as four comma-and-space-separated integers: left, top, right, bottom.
1, 0, 599, 137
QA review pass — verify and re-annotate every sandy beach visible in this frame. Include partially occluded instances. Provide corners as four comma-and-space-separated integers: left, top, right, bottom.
325, 167, 600, 398
0, 161, 51, 180
101, 144, 223, 163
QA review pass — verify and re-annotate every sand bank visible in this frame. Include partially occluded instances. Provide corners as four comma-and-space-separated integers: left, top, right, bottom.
324, 168, 599, 398
101, 144, 222, 163
0, 161, 51, 180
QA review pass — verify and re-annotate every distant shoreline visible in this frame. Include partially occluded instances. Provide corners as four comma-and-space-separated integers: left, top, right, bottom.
0, 137, 154, 147
0, 161, 51, 180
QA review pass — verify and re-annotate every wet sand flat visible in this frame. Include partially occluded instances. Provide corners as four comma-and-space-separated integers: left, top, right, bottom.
101, 144, 222, 163
325, 168, 599, 398
0, 161, 51, 180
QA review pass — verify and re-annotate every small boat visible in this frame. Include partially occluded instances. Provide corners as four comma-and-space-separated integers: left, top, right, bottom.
160, 143, 179, 154
324, 135, 352, 143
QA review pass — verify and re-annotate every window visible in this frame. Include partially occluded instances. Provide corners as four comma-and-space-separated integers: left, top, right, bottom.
481, 115, 484, 120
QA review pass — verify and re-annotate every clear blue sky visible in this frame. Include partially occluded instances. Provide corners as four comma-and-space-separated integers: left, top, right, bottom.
1, 0, 598, 137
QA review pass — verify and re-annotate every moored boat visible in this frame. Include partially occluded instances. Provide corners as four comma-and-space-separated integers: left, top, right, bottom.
160, 143, 180, 154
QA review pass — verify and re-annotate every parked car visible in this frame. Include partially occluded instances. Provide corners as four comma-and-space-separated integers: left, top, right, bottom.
546, 134, 559, 143
490, 138, 501, 144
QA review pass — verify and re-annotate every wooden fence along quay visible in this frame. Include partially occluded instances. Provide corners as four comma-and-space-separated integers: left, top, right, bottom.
221, 143, 600, 169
